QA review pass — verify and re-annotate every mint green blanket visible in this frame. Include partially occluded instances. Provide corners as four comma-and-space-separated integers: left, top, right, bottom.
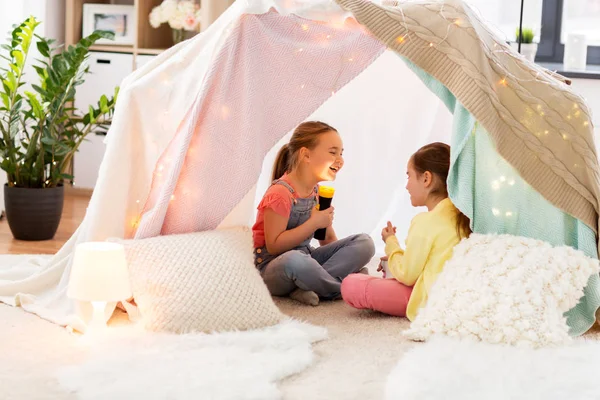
401, 56, 600, 336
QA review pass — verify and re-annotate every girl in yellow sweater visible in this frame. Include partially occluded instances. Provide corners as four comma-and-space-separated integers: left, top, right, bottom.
341, 143, 471, 320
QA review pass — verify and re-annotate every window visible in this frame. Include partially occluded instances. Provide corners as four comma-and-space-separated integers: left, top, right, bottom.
561, 0, 600, 46
463, 0, 543, 42
537, 0, 600, 65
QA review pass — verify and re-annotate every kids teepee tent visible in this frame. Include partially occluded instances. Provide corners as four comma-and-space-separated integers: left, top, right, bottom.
1, 0, 600, 335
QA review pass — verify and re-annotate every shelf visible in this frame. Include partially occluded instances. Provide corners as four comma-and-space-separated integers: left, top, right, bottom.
136, 48, 167, 55
89, 45, 135, 54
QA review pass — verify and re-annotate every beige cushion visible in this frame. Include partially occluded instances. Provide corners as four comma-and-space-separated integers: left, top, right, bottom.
405, 234, 599, 348
115, 228, 283, 333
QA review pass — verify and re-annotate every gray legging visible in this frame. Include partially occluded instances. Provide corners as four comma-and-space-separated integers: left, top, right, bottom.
260, 234, 375, 300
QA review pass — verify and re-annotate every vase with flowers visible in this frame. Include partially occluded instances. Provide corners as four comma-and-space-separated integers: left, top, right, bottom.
149, 0, 202, 45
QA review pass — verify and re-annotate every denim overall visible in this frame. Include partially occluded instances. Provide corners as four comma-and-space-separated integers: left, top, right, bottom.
253, 179, 317, 270
254, 179, 376, 299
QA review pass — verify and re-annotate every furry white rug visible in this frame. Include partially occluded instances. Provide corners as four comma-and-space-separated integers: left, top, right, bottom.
385, 336, 600, 400
57, 319, 326, 400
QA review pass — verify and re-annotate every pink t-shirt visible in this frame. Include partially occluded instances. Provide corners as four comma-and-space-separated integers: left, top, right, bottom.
252, 175, 316, 248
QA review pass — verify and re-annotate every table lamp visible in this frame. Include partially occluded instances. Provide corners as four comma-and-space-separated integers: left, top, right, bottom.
67, 242, 132, 332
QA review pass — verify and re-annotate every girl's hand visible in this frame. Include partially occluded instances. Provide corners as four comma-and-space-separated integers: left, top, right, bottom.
311, 206, 334, 229
376, 256, 389, 272
381, 221, 397, 242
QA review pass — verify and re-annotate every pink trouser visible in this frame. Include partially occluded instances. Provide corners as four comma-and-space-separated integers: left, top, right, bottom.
341, 274, 413, 317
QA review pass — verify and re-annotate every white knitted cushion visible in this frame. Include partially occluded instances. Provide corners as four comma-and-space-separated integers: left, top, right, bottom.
405, 234, 599, 348
116, 228, 283, 333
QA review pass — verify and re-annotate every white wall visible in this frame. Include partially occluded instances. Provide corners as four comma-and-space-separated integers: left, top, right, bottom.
0, 0, 65, 212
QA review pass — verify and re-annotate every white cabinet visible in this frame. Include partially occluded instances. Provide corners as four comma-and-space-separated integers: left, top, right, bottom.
75, 52, 134, 114
135, 54, 156, 70
74, 52, 134, 189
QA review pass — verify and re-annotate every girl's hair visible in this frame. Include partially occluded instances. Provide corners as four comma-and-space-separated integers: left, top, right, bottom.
271, 121, 338, 182
411, 142, 471, 239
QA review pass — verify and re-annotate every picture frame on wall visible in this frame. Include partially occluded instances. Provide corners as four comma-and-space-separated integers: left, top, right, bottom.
82, 4, 136, 46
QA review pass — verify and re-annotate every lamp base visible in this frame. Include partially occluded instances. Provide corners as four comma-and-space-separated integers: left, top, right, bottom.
88, 301, 108, 334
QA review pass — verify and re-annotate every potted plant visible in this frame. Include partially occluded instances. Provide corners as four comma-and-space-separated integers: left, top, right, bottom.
0, 17, 118, 241
149, 0, 202, 45
512, 27, 538, 63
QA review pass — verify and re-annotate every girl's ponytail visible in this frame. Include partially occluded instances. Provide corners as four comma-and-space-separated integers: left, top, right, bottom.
271, 144, 290, 182
456, 211, 472, 239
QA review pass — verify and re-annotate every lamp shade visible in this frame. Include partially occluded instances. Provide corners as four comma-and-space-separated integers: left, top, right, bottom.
67, 242, 132, 302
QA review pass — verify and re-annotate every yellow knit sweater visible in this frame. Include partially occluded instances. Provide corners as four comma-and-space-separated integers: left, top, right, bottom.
385, 198, 463, 321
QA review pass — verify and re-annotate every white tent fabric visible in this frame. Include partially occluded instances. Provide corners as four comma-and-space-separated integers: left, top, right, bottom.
0, 0, 452, 332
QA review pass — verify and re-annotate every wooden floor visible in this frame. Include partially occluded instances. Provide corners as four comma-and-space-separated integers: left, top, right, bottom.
0, 192, 90, 255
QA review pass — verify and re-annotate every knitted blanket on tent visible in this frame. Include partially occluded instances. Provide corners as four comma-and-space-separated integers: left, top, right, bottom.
336, 0, 600, 335
336, 0, 600, 245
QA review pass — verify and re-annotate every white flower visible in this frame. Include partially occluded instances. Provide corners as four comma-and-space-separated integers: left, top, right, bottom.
178, 0, 197, 15
182, 13, 199, 31
169, 16, 184, 30
149, 7, 163, 28
161, 0, 178, 19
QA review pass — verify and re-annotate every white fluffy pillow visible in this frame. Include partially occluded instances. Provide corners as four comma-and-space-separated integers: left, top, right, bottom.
405, 234, 599, 348
115, 228, 283, 333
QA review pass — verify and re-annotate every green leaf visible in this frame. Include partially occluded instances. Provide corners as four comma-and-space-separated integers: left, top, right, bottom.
99, 95, 108, 113
36, 40, 50, 57
24, 91, 44, 119
0, 93, 9, 109
88, 105, 97, 124
41, 136, 56, 145
11, 50, 24, 68
3, 78, 14, 92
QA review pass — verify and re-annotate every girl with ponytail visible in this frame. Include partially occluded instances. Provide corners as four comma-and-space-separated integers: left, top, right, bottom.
341, 142, 471, 321
251, 121, 375, 306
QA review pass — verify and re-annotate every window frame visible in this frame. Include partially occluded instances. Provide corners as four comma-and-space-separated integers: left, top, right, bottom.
535, 0, 600, 65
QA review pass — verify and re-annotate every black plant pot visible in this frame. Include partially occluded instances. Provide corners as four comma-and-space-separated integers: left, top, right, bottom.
4, 184, 64, 241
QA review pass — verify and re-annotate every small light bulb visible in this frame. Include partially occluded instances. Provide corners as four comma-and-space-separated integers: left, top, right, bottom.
508, 179, 515, 186
537, 105, 542, 111
429, 42, 434, 47
567, 115, 572, 120
500, 176, 506, 182
326, 35, 331, 39
300, 84, 305, 89
573, 103, 579, 109
505, 211, 513, 217
348, 57, 354, 62
544, 130, 549, 135
170, 195, 175, 201
158, 165, 164, 171
540, 111, 545, 116
492, 180, 500, 190
301, 24, 309, 31
492, 208, 500, 216
583, 121, 589, 127
562, 134, 568, 140
298, 48, 304, 52
136, 200, 140, 204
396, 36, 405, 43
53, 161, 57, 166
